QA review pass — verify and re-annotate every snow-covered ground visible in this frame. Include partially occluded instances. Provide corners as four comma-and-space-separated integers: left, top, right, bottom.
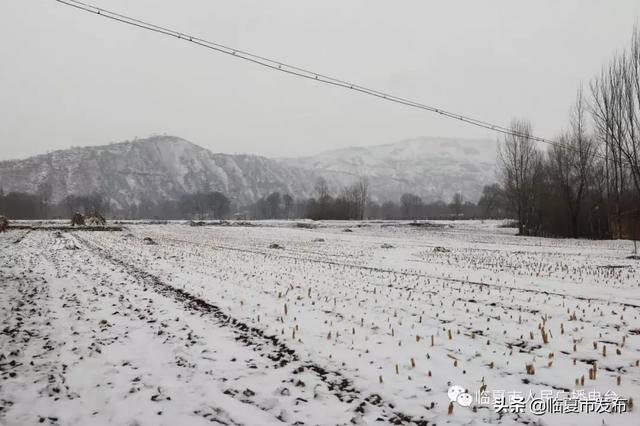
1, 221, 639, 425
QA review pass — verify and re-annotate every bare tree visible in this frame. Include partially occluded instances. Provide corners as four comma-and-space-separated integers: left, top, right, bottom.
498, 119, 542, 235
283, 194, 294, 219
623, 26, 640, 195
590, 26, 640, 240
548, 88, 597, 237
314, 177, 329, 200
37, 182, 53, 219
314, 177, 331, 218
400, 193, 423, 219
591, 60, 626, 235
450, 192, 463, 219
478, 184, 506, 218
353, 177, 369, 220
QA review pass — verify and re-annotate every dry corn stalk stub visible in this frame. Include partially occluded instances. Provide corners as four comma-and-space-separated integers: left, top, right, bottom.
540, 328, 549, 344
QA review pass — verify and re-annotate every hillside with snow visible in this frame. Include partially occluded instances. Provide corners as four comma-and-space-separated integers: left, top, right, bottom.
0, 136, 320, 209
279, 137, 497, 203
0, 135, 497, 209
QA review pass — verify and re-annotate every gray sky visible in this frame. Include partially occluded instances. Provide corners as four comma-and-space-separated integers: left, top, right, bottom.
1, 0, 639, 160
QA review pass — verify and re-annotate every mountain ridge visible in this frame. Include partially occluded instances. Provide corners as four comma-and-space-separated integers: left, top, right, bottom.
279, 136, 497, 202
0, 135, 497, 210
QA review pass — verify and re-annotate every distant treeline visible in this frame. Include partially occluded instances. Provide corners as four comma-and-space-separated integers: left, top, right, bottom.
0, 190, 231, 221
0, 182, 505, 222
244, 178, 504, 221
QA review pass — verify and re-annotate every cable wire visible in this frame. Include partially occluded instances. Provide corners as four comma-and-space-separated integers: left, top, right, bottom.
55, 0, 613, 162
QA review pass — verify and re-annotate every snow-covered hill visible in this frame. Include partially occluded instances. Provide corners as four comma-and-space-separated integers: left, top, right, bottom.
0, 136, 319, 209
279, 137, 498, 202
0, 135, 498, 209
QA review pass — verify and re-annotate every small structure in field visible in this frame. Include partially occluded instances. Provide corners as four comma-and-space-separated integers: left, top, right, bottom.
85, 210, 106, 226
0, 216, 8, 232
71, 212, 85, 227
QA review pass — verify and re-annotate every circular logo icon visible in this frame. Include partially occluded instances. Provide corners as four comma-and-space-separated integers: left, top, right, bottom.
448, 385, 473, 407
448, 385, 466, 402
457, 392, 473, 407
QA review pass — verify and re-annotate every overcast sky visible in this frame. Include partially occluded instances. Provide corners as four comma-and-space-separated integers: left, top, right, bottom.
1, 0, 639, 160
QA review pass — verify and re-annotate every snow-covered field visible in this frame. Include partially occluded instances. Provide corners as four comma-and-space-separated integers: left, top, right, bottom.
1, 221, 639, 425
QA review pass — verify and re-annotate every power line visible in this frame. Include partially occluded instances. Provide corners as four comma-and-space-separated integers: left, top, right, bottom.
55, 0, 609, 161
